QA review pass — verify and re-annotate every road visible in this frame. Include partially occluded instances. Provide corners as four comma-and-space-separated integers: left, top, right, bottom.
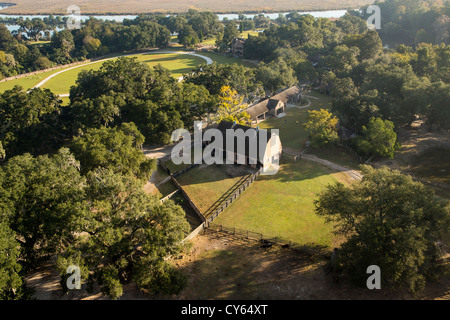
33, 50, 214, 96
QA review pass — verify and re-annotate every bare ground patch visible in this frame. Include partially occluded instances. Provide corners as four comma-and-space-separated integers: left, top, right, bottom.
171, 230, 450, 300
25, 230, 449, 300
372, 126, 450, 197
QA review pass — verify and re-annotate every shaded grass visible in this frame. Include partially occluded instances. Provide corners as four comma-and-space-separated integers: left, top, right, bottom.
213, 158, 352, 247
156, 180, 178, 198
184, 249, 258, 299
1, 52, 208, 95
196, 51, 256, 67
257, 91, 333, 151
175, 164, 256, 216
411, 148, 450, 186
42, 52, 207, 95
308, 144, 361, 170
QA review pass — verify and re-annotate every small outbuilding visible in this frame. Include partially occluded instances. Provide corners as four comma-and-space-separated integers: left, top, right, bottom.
246, 85, 302, 123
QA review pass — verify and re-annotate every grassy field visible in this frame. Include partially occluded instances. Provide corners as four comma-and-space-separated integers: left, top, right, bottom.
175, 164, 257, 217
194, 51, 257, 67
1, 0, 374, 14
213, 158, 353, 248
0, 52, 208, 95
0, 67, 71, 93
257, 91, 333, 151
411, 148, 450, 186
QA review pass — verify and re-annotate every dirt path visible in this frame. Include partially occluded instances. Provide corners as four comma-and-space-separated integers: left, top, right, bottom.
33, 50, 213, 96
301, 153, 363, 180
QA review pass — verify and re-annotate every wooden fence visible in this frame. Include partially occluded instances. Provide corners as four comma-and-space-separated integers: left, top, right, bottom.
160, 189, 180, 203
205, 167, 262, 225
0, 47, 158, 83
171, 175, 205, 223
174, 165, 263, 243
157, 148, 264, 243
204, 222, 328, 256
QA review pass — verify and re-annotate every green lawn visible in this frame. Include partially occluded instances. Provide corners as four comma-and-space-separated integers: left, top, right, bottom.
41, 62, 104, 95
196, 51, 256, 67
411, 148, 450, 186
213, 158, 353, 248
0, 67, 70, 93
257, 91, 333, 151
0, 52, 208, 95
175, 164, 257, 217
41, 52, 207, 95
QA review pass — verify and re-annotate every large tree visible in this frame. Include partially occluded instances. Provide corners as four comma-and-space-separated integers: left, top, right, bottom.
0, 219, 23, 299
70, 57, 215, 144
69, 123, 156, 181
256, 57, 297, 94
303, 109, 339, 147
56, 169, 190, 299
0, 86, 62, 158
0, 148, 87, 269
352, 117, 400, 159
315, 165, 450, 293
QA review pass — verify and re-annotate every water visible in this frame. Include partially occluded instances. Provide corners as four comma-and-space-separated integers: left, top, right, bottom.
0, 8, 349, 32
217, 10, 348, 20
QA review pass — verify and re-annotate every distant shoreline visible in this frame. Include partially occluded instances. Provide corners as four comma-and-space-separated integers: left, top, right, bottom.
0, 9, 359, 17
0, 8, 355, 17
0, 0, 373, 16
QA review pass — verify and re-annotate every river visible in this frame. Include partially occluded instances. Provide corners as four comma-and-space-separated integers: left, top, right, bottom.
0, 6, 349, 32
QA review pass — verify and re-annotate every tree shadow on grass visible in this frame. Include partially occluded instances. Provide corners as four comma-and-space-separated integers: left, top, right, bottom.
177, 230, 320, 300
177, 229, 449, 300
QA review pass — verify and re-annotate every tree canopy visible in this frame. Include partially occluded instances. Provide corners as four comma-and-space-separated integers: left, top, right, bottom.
315, 165, 450, 293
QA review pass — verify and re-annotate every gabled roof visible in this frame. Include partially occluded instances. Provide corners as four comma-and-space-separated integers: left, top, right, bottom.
267, 99, 283, 110
271, 85, 301, 102
245, 100, 270, 119
215, 121, 273, 161
245, 86, 300, 120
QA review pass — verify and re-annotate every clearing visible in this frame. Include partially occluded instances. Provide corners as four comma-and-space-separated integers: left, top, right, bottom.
212, 158, 353, 247
175, 164, 258, 218
0, 51, 211, 95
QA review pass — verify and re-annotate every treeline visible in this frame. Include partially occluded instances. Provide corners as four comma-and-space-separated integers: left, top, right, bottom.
0, 58, 217, 159
355, 0, 450, 46
0, 145, 190, 299
201, 10, 448, 158
0, 58, 216, 299
0, 17, 171, 78
0, 9, 238, 79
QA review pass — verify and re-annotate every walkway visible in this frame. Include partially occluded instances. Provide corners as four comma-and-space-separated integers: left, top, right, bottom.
33, 50, 214, 96
301, 153, 363, 181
